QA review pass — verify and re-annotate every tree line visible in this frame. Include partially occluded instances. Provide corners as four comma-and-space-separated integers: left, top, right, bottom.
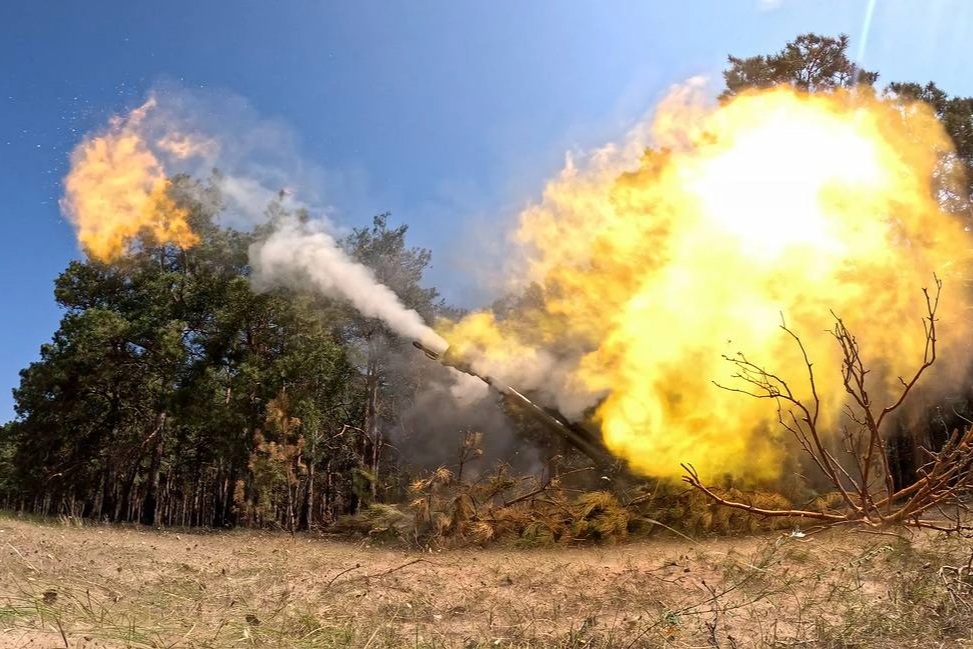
0, 178, 451, 529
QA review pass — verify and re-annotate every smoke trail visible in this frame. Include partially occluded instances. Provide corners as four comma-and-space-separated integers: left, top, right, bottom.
250, 217, 447, 350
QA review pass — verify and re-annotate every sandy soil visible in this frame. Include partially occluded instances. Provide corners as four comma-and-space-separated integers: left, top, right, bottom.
1, 515, 971, 648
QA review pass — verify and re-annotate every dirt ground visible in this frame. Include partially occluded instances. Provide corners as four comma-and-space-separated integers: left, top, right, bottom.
1, 514, 972, 648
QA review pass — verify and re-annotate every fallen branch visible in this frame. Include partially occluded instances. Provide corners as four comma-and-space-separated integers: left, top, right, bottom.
681, 464, 845, 523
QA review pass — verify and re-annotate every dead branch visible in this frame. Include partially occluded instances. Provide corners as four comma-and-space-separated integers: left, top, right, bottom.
325, 563, 363, 588
696, 277, 973, 532
681, 464, 845, 522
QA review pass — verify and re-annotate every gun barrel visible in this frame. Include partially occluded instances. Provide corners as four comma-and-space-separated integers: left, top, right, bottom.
500, 386, 616, 469
412, 340, 442, 362
413, 340, 489, 382
413, 338, 619, 471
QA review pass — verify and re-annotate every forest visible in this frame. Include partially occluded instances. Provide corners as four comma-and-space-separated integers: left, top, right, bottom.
4, 33, 973, 535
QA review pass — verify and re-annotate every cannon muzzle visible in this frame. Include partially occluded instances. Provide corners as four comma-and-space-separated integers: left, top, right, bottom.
412, 339, 442, 362
412, 340, 490, 383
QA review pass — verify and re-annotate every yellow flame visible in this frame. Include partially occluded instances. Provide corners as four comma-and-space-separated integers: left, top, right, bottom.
61, 98, 198, 262
445, 86, 973, 482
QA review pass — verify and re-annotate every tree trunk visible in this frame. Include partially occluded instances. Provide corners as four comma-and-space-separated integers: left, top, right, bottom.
100, 469, 117, 522
324, 459, 333, 524
364, 351, 381, 502
140, 412, 166, 526
301, 461, 314, 531
119, 453, 144, 524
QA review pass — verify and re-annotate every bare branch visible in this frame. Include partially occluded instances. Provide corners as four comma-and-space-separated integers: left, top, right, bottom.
702, 277, 972, 533
681, 464, 845, 522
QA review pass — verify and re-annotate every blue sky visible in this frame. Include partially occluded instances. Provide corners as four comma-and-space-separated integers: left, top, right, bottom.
3, 0, 973, 421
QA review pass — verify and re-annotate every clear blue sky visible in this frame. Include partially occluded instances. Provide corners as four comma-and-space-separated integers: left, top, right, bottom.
2, 0, 972, 422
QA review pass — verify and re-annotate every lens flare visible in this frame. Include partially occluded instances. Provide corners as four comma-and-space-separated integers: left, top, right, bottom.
445, 85, 973, 482
60, 98, 199, 262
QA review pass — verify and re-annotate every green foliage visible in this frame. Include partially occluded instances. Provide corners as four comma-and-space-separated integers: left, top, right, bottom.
721, 33, 878, 100
0, 422, 14, 496
0, 177, 442, 530
337, 213, 447, 504
887, 80, 973, 215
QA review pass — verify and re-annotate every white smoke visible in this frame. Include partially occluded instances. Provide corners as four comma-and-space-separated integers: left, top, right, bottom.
250, 217, 447, 351
448, 370, 491, 402
461, 345, 602, 419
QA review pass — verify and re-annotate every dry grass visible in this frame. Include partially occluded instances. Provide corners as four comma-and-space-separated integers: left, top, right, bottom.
1, 513, 972, 648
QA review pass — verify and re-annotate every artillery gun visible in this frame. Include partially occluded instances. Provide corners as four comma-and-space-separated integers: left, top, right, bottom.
412, 340, 625, 476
